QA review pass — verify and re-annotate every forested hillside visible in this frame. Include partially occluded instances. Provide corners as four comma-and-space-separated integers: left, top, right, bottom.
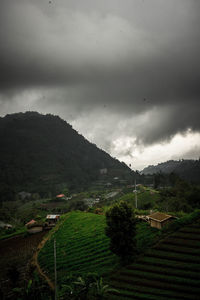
0, 112, 132, 199
141, 160, 200, 183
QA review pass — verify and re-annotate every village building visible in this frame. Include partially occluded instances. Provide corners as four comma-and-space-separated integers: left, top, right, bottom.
25, 219, 43, 233
147, 212, 176, 229
46, 215, 60, 227
0, 221, 13, 230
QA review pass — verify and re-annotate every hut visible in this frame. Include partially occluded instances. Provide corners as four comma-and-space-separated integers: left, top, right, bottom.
25, 219, 43, 233
46, 215, 60, 227
147, 212, 176, 229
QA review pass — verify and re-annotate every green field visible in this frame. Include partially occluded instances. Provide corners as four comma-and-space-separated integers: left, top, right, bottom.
38, 210, 200, 299
109, 220, 200, 299
38, 211, 118, 286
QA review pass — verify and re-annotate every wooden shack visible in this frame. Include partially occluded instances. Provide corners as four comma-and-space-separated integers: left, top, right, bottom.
46, 215, 60, 227
147, 212, 176, 229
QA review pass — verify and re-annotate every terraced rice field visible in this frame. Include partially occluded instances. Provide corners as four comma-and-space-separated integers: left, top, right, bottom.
109, 220, 200, 300
38, 211, 118, 285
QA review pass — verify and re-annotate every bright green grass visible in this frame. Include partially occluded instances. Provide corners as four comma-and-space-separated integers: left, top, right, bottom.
38, 211, 118, 284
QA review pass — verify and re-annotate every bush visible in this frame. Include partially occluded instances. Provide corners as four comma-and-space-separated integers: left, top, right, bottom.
162, 209, 200, 233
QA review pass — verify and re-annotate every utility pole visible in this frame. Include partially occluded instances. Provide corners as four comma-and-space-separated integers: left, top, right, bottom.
134, 178, 138, 209
54, 239, 57, 300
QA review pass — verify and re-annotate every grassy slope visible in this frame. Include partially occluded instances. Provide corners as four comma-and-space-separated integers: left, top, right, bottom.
38, 211, 118, 285
38, 210, 159, 293
109, 219, 200, 300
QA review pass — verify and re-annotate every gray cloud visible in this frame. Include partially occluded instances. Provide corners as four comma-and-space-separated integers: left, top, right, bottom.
0, 0, 200, 164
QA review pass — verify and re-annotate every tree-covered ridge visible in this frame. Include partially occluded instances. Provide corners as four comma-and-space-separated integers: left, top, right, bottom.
141, 159, 200, 183
0, 112, 132, 199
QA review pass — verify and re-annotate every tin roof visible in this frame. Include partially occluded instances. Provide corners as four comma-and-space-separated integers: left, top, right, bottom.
46, 215, 60, 219
147, 212, 174, 223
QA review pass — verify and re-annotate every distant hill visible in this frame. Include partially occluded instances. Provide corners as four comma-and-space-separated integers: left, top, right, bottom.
0, 112, 132, 199
141, 159, 200, 183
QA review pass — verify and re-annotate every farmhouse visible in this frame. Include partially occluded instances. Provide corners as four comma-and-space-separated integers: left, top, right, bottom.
147, 212, 176, 229
25, 219, 43, 233
46, 214, 60, 226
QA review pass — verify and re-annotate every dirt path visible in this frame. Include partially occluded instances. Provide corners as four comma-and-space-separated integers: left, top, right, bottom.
32, 215, 68, 290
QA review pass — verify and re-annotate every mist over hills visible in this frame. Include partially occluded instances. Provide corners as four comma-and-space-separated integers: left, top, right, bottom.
141, 159, 200, 183
0, 112, 132, 199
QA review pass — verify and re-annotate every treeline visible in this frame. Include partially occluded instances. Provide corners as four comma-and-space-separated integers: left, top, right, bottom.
157, 177, 200, 212
142, 159, 200, 183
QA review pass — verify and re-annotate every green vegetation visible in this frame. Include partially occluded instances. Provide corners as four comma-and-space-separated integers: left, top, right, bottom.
105, 201, 137, 261
37, 210, 160, 298
141, 159, 200, 184
109, 218, 200, 299
119, 188, 160, 210
0, 112, 133, 199
38, 212, 118, 287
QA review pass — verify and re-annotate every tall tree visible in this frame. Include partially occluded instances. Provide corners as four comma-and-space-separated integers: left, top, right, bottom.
105, 201, 137, 261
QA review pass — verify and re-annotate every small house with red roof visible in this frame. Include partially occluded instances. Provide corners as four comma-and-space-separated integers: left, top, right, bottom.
25, 219, 43, 233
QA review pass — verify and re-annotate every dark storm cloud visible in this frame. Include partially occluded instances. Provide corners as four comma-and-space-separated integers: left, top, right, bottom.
0, 0, 200, 149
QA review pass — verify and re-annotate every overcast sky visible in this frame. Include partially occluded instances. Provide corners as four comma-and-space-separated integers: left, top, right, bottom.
0, 0, 200, 170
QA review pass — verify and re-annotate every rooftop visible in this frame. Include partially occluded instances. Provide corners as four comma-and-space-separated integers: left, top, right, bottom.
46, 215, 60, 219
148, 212, 174, 222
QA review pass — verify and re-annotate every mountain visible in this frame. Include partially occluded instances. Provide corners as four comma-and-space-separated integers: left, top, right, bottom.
0, 112, 132, 199
141, 159, 200, 183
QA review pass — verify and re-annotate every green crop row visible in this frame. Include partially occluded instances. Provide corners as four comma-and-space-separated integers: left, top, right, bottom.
171, 232, 200, 241
56, 246, 109, 264
163, 237, 200, 248
55, 241, 109, 260
38, 211, 118, 284
139, 256, 200, 272
55, 248, 112, 267
146, 249, 200, 263
179, 227, 200, 234
119, 269, 200, 287
154, 243, 200, 256
126, 263, 200, 280
40, 247, 113, 273
112, 274, 200, 295
109, 286, 176, 300
110, 280, 191, 300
